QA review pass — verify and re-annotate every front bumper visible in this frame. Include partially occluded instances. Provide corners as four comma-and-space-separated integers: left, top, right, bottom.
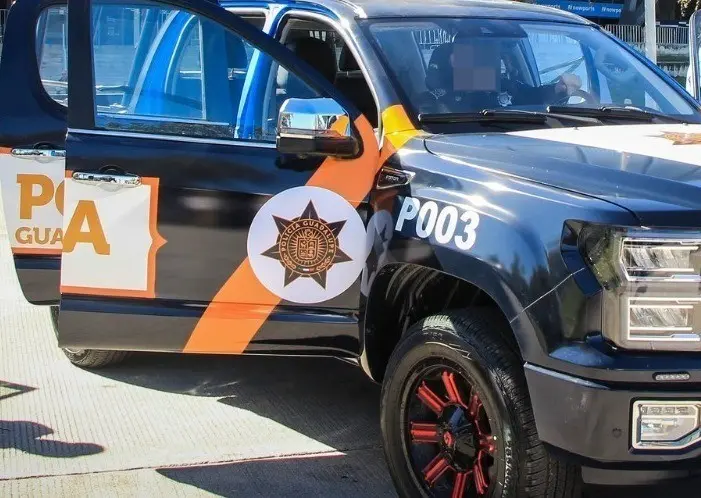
525, 362, 701, 484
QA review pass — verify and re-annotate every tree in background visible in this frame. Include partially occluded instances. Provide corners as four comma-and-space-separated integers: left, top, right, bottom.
677, 0, 700, 17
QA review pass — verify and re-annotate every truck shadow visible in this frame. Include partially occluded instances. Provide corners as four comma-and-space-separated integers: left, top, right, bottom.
93, 353, 699, 497
94, 353, 382, 453
156, 448, 397, 497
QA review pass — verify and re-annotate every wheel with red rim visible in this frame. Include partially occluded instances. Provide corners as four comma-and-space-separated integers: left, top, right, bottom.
380, 310, 582, 498
404, 363, 497, 497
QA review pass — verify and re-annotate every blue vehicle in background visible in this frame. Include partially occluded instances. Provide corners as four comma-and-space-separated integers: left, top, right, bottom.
4, 0, 701, 497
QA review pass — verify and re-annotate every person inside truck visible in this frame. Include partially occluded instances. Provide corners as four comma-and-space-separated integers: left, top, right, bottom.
419, 33, 582, 113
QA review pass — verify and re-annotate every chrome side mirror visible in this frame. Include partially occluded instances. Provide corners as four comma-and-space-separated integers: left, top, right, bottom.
276, 98, 360, 158
690, 11, 701, 101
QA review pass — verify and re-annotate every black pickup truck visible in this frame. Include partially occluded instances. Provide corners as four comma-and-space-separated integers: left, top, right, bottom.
3, 0, 701, 495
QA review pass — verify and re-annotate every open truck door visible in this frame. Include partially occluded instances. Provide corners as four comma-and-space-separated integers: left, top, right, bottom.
54, 0, 376, 367
0, 0, 67, 305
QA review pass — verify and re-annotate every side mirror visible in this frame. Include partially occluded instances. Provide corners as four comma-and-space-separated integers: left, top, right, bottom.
276, 98, 360, 158
689, 11, 701, 101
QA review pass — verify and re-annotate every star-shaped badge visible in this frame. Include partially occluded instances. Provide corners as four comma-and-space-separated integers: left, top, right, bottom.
261, 201, 352, 289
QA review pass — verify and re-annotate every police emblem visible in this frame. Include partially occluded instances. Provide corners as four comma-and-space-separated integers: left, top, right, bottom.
261, 200, 351, 289
657, 131, 701, 145
497, 91, 512, 107
247, 186, 367, 304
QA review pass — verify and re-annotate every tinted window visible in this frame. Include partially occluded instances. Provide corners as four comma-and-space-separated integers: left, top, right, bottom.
36, 6, 68, 106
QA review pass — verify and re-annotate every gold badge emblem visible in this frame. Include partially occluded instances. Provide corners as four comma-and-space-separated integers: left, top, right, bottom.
656, 131, 701, 145
261, 200, 352, 288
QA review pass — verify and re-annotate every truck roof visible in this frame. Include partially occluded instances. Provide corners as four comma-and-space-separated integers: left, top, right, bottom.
222, 0, 592, 24
345, 0, 589, 22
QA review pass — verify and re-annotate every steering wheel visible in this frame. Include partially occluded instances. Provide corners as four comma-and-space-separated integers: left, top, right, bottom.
553, 88, 599, 106
594, 48, 637, 84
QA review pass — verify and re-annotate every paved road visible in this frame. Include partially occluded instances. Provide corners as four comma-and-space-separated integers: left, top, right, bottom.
0, 190, 699, 497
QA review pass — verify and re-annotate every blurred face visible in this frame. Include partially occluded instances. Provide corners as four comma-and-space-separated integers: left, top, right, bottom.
450, 39, 500, 92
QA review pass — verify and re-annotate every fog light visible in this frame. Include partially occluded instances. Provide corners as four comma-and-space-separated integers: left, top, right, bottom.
632, 401, 701, 450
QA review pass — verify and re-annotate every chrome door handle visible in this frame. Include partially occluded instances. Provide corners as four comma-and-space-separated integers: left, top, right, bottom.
72, 171, 142, 187
11, 148, 65, 159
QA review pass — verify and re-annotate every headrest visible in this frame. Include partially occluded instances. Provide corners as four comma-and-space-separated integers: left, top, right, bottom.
277, 37, 337, 89
338, 44, 360, 72
425, 43, 454, 92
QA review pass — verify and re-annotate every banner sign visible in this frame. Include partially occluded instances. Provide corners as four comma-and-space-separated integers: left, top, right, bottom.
535, 1, 623, 19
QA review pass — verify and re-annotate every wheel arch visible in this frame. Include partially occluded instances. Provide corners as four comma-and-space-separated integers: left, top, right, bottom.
360, 260, 529, 383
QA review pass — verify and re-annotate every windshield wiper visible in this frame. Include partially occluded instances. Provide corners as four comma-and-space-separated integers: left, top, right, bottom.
418, 109, 548, 124
417, 109, 601, 127
546, 105, 688, 123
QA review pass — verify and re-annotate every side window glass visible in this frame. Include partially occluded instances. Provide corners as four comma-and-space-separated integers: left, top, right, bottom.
90, 1, 296, 142
36, 6, 68, 106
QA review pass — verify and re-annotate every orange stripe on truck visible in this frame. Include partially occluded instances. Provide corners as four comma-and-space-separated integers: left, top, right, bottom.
184, 106, 422, 354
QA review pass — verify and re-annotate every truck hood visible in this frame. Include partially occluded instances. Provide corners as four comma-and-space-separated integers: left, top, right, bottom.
423, 123, 701, 227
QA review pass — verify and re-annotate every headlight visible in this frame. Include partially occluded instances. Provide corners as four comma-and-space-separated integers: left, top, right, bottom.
577, 223, 701, 351
622, 238, 701, 281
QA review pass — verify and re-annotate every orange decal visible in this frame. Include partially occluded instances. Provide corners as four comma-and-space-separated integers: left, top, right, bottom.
12, 247, 62, 256
62, 200, 111, 255
185, 107, 423, 354
0, 147, 11, 154
17, 173, 55, 220
61, 177, 166, 299
9, 171, 70, 257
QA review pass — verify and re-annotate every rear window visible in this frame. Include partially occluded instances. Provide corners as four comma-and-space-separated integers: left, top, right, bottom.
36, 6, 68, 106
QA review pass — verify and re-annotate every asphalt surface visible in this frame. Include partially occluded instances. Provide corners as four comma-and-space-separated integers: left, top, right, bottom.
0, 194, 699, 497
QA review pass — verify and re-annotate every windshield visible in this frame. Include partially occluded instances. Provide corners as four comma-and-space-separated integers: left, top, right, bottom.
366, 18, 701, 127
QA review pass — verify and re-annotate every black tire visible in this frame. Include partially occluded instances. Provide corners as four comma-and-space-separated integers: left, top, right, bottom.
380, 309, 582, 498
50, 306, 130, 369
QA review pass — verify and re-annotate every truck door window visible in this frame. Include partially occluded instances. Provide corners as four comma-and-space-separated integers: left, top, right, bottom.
36, 6, 68, 106
90, 1, 281, 141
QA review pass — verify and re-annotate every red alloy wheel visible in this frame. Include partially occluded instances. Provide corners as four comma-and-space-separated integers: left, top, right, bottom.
403, 365, 497, 497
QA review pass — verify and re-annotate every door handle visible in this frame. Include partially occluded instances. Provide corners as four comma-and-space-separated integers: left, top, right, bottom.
72, 171, 142, 187
11, 148, 65, 160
